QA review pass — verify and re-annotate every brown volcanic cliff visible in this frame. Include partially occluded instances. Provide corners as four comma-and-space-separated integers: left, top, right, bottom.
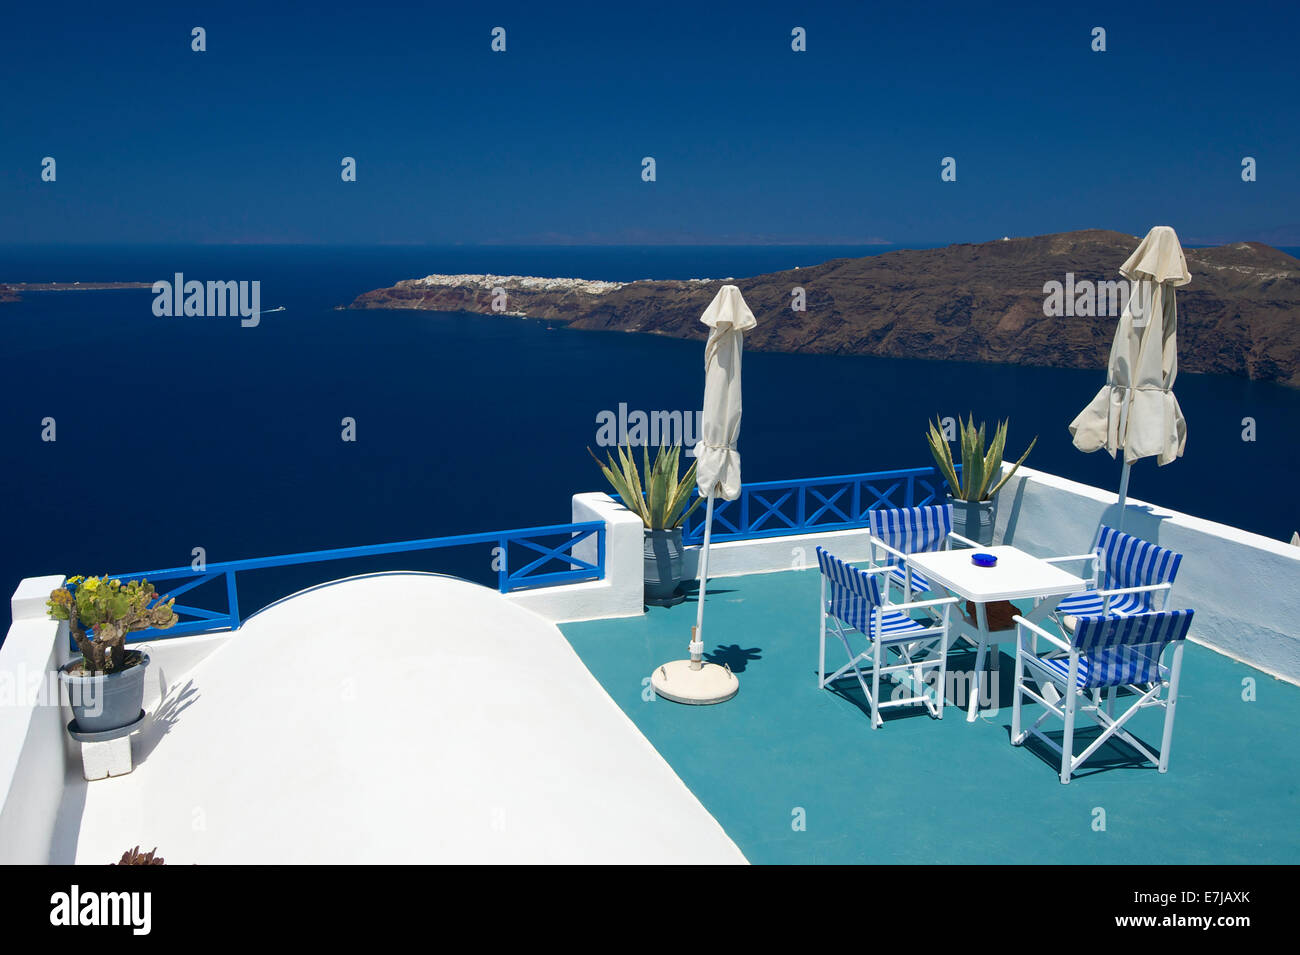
349, 230, 1300, 387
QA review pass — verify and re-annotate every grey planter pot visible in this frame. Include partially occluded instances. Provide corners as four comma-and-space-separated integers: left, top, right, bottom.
644, 527, 686, 603
60, 652, 149, 734
949, 496, 997, 546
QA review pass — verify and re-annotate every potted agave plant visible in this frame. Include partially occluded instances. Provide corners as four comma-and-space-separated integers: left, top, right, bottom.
590, 443, 702, 605
926, 416, 1038, 546
47, 576, 177, 733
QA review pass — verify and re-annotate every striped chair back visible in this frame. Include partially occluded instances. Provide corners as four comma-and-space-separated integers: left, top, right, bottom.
1070, 610, 1194, 688
868, 504, 953, 555
817, 546, 884, 633
1096, 526, 1182, 608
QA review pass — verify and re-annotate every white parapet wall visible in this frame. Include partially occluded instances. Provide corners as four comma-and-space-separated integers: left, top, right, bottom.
995, 465, 1300, 685
0, 575, 70, 864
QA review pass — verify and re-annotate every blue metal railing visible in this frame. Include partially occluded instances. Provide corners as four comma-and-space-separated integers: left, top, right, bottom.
681, 466, 953, 544
111, 521, 605, 642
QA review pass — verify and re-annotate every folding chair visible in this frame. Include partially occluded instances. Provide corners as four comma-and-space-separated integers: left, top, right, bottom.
817, 546, 958, 728
1011, 609, 1194, 783
1046, 526, 1181, 633
867, 504, 978, 602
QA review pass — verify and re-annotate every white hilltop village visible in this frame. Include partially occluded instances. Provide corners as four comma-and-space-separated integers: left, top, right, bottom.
412, 273, 723, 292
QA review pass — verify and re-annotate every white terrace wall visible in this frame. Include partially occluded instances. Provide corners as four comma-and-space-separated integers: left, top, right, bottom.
0, 576, 70, 863
994, 465, 1300, 685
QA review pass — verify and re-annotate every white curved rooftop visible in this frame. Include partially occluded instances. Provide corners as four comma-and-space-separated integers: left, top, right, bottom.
70, 573, 745, 864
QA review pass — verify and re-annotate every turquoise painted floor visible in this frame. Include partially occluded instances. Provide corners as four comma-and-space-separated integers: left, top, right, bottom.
562, 568, 1300, 864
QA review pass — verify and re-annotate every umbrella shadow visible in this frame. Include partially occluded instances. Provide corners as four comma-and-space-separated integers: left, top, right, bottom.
704, 643, 762, 673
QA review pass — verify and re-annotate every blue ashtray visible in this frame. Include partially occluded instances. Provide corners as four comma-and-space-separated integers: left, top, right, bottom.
971, 553, 998, 567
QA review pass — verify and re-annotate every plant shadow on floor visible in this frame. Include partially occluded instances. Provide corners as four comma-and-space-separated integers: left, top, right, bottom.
134, 678, 199, 763
705, 644, 762, 672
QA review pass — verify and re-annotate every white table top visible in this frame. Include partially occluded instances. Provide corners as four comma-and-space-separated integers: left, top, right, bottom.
907, 545, 1086, 603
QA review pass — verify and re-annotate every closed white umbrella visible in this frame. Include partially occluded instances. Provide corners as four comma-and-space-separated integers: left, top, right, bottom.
1069, 226, 1190, 526
650, 285, 753, 705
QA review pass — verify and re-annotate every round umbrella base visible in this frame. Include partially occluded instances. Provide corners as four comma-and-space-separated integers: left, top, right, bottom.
651, 660, 739, 705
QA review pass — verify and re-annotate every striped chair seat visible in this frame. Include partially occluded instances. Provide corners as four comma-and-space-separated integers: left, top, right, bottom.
1056, 589, 1147, 629
830, 584, 930, 642
1040, 648, 1168, 689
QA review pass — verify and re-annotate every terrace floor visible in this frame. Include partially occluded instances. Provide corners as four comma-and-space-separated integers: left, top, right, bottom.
561, 566, 1300, 865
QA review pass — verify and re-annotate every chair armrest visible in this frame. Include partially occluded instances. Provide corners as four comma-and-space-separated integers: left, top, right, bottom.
947, 532, 980, 549
867, 535, 909, 563
853, 565, 895, 577
887, 595, 960, 614
1043, 553, 1099, 566
1012, 615, 1071, 653
1093, 582, 1172, 598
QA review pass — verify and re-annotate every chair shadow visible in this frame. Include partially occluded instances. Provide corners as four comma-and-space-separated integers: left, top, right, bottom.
1010, 724, 1161, 780
821, 677, 941, 726
705, 644, 762, 673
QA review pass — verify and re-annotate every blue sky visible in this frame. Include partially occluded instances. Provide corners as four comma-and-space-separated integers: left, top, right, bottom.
2, 0, 1297, 246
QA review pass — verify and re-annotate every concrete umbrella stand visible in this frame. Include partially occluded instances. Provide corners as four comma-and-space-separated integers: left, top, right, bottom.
651, 285, 753, 706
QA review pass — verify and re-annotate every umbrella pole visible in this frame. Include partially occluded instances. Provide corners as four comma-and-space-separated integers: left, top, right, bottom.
1116, 459, 1132, 531
691, 492, 716, 670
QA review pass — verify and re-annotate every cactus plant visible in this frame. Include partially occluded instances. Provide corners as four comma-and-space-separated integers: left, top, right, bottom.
589, 443, 702, 530
47, 576, 177, 674
115, 846, 165, 865
927, 415, 1038, 502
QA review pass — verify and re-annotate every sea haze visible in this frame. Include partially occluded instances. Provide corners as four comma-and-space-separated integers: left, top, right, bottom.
2, 243, 1297, 636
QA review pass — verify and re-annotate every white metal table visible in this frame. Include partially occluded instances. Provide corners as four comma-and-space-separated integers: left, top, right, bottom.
906, 545, 1086, 722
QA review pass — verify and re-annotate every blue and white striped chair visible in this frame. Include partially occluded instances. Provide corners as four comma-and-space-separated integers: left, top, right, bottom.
817, 546, 958, 729
867, 504, 978, 602
1048, 526, 1182, 633
1011, 609, 1194, 784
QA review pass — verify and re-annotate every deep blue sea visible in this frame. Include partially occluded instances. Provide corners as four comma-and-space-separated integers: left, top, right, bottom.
3, 244, 1298, 636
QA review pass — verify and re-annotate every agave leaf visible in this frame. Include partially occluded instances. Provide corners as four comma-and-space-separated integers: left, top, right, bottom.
665, 458, 700, 527
987, 433, 1038, 498
679, 494, 704, 526
589, 447, 643, 522
978, 420, 1007, 500
649, 445, 673, 529
960, 416, 983, 503
622, 445, 649, 525
661, 445, 682, 524
926, 419, 962, 497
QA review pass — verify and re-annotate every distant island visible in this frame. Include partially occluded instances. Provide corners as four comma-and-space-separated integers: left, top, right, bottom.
348, 230, 1300, 388
0, 282, 152, 303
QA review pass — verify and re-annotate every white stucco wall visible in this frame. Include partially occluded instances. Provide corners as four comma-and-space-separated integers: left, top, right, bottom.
995, 465, 1300, 684
0, 575, 69, 863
